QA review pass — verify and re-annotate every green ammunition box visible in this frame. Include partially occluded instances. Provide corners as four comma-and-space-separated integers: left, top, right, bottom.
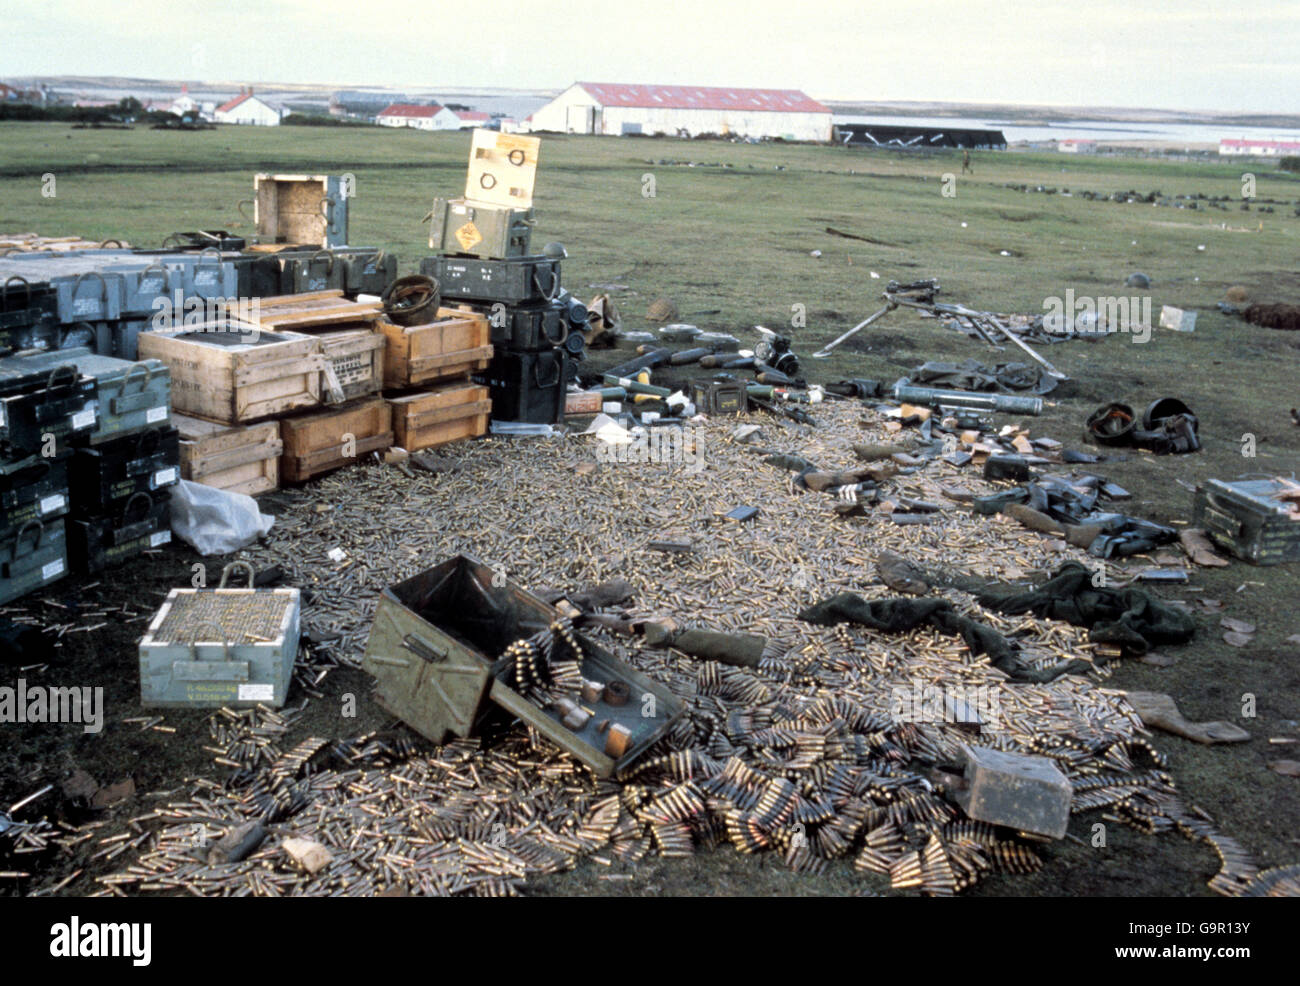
427, 198, 535, 260
0, 518, 68, 605
362, 554, 683, 776
1192, 478, 1300, 565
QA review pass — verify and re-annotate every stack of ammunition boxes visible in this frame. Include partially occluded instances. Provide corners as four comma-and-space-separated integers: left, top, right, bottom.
51, 349, 178, 574
0, 349, 97, 601
421, 131, 579, 425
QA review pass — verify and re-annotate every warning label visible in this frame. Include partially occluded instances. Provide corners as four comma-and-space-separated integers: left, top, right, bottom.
454, 221, 483, 252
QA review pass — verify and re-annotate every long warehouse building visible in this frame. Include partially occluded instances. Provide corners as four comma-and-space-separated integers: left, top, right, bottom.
524, 82, 832, 142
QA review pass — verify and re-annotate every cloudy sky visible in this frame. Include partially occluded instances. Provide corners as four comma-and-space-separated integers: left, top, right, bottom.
2, 0, 1295, 112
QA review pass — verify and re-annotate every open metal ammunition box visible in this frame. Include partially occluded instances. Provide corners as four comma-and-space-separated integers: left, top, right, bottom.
139, 562, 301, 708
363, 554, 682, 776
1193, 477, 1300, 565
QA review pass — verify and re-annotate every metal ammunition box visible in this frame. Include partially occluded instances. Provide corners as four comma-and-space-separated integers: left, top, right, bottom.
690, 379, 749, 416
0, 518, 68, 605
475, 348, 568, 424
427, 198, 535, 260
0, 452, 71, 539
59, 349, 171, 445
139, 562, 301, 708
469, 299, 567, 351
420, 254, 561, 305
67, 491, 171, 574
0, 350, 97, 454
362, 554, 683, 776
1193, 478, 1300, 565
51, 271, 124, 323
341, 251, 397, 296
70, 427, 179, 515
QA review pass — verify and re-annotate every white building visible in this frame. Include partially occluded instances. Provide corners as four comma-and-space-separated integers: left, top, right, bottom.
214, 89, 286, 126
1219, 138, 1300, 156
376, 103, 460, 130
523, 82, 832, 142
1058, 139, 1096, 154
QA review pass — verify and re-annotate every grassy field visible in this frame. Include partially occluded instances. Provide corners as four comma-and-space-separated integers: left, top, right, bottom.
1, 121, 1298, 897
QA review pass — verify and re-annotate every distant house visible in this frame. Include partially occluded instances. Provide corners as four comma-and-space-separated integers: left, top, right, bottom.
452, 110, 490, 129
523, 82, 833, 141
376, 103, 459, 130
1219, 138, 1300, 157
1058, 139, 1096, 154
214, 88, 286, 126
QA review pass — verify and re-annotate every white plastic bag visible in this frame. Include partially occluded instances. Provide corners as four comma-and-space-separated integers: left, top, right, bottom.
169, 480, 274, 556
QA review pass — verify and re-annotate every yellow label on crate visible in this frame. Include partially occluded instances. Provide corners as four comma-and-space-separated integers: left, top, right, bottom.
454, 221, 483, 252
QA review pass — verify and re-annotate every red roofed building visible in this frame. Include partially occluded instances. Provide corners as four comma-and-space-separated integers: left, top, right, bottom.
453, 110, 491, 128
377, 103, 458, 130
524, 82, 832, 141
214, 88, 286, 126
1219, 137, 1300, 157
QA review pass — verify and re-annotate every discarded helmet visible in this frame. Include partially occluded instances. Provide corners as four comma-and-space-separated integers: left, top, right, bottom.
542, 242, 568, 260
1086, 402, 1137, 445
1125, 272, 1152, 289
1141, 397, 1194, 431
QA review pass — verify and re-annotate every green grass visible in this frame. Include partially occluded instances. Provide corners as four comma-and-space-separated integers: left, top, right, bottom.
2, 121, 1299, 897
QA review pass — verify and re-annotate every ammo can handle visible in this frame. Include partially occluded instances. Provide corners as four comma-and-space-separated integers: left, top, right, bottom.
120, 491, 152, 523
122, 360, 154, 394
401, 634, 447, 663
534, 352, 561, 389
197, 247, 221, 267
309, 250, 334, 274
2, 275, 31, 307
236, 199, 254, 226
160, 233, 182, 248
72, 271, 108, 302
98, 239, 124, 248
532, 267, 561, 302
189, 621, 230, 661
318, 196, 333, 228
12, 519, 43, 556
139, 263, 172, 290
219, 560, 257, 589
45, 364, 78, 390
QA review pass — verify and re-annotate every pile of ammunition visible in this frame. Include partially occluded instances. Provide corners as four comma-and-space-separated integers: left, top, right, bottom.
61, 401, 1290, 896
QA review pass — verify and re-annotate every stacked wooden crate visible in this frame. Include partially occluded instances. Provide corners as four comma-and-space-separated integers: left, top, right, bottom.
378, 304, 492, 453
137, 290, 493, 491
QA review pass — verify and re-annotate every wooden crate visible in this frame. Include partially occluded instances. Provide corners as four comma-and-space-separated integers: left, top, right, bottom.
387, 382, 490, 452
175, 413, 281, 496
378, 307, 492, 389
254, 174, 348, 248
139, 326, 323, 424
280, 396, 393, 484
316, 329, 385, 402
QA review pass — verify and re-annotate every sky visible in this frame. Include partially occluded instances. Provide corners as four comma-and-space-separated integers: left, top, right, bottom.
1, 0, 1296, 113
